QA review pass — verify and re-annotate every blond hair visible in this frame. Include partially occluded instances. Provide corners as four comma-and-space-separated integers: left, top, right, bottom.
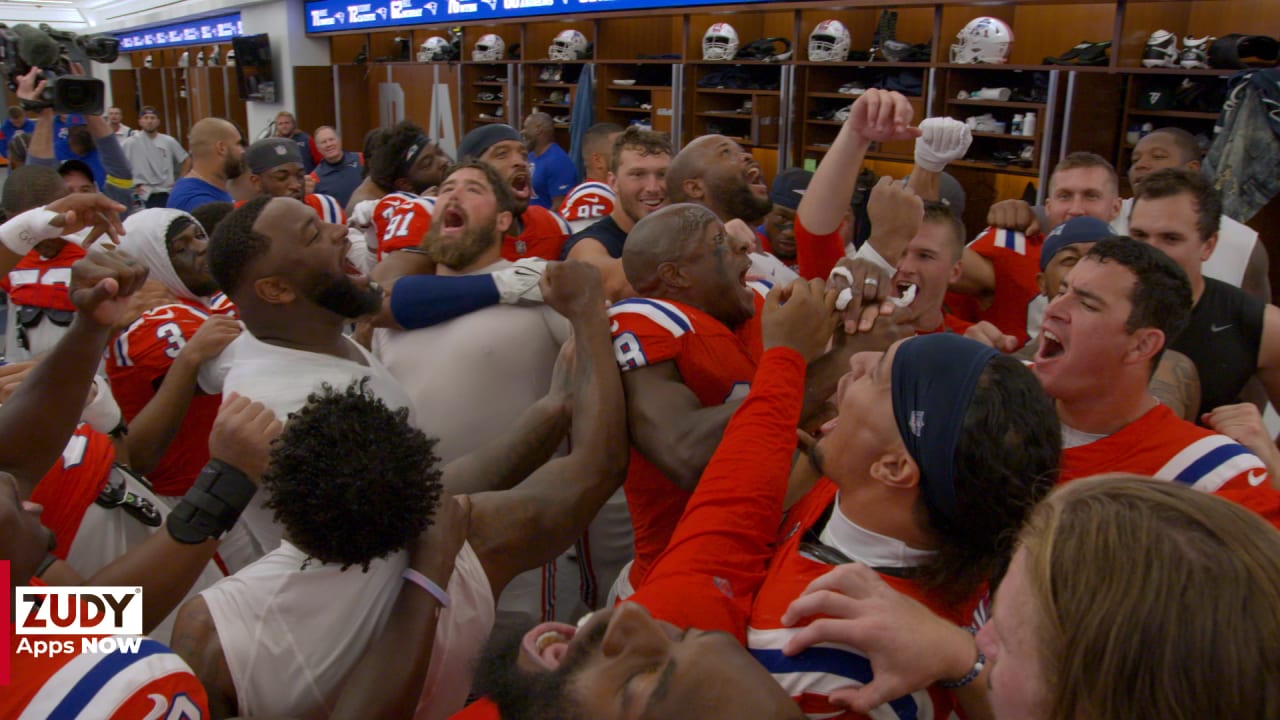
1019, 474, 1280, 720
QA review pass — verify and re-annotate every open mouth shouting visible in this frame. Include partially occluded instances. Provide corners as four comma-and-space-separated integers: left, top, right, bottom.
509, 172, 532, 201
1036, 327, 1066, 363
440, 204, 466, 235
745, 164, 768, 197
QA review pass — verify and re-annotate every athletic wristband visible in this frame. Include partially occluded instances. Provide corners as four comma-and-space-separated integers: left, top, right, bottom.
939, 625, 985, 689
166, 459, 257, 544
402, 568, 450, 607
853, 241, 897, 276
0, 206, 63, 256
82, 374, 124, 436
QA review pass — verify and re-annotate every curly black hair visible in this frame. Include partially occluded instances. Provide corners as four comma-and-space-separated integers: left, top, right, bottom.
914, 354, 1062, 606
263, 380, 443, 571
369, 121, 428, 191
208, 194, 272, 298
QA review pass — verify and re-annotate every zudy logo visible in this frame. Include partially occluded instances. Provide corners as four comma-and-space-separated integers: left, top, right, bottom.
15, 586, 143, 636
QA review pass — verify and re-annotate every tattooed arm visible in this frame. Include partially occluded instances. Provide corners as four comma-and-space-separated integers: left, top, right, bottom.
1149, 349, 1201, 422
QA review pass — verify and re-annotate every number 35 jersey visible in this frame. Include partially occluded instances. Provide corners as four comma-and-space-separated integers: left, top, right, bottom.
105, 299, 226, 497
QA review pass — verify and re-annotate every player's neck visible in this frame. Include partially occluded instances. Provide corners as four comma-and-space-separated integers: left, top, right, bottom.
611, 208, 636, 234
246, 310, 355, 360
835, 480, 934, 552
1056, 388, 1158, 436
911, 306, 944, 334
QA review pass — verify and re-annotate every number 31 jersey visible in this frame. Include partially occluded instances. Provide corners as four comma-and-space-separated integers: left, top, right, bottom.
105, 299, 224, 497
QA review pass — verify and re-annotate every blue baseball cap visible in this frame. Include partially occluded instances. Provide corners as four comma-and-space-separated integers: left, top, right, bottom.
1040, 216, 1114, 271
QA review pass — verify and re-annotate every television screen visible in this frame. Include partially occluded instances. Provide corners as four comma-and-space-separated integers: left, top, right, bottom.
232, 34, 275, 103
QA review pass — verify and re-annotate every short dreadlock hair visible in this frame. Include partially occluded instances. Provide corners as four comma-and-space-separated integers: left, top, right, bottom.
263, 380, 444, 571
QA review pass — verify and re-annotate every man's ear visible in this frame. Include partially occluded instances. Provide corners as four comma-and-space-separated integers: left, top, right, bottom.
869, 447, 919, 490
1200, 232, 1219, 263
1035, 270, 1048, 297
655, 260, 689, 290
682, 177, 706, 202
1126, 327, 1165, 366
495, 210, 514, 237
254, 275, 296, 305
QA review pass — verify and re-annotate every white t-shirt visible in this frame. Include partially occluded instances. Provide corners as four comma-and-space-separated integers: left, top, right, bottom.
199, 332, 416, 568
202, 540, 494, 720
1113, 197, 1258, 288
372, 259, 570, 464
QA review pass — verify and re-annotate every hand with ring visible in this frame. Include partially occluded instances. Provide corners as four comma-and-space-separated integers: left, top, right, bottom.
828, 258, 895, 335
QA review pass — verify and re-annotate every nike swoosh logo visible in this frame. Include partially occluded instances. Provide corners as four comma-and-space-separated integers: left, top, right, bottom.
1211, 324, 1233, 332
1248, 469, 1267, 486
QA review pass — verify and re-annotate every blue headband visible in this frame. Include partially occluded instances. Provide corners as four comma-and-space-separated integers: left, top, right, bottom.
890, 334, 998, 520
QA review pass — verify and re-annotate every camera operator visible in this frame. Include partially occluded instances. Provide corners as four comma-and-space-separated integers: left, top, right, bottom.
17, 65, 133, 217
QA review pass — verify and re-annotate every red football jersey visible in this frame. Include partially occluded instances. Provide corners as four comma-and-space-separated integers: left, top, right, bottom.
1061, 403, 1280, 528
558, 181, 616, 227
375, 192, 437, 259
607, 285, 767, 587
106, 300, 220, 496
965, 226, 1045, 346
29, 424, 116, 560
4, 618, 210, 720
748, 479, 975, 719
502, 205, 571, 262
1, 242, 86, 311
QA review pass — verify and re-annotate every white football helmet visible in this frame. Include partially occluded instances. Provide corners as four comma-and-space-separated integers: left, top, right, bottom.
177, 51, 189, 68
473, 33, 506, 62
808, 20, 851, 62
549, 29, 588, 61
702, 22, 739, 61
419, 36, 451, 62
950, 17, 1013, 64
225, 50, 236, 67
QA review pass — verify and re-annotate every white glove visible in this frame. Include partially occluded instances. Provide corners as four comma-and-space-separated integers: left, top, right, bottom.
493, 257, 547, 305
0, 206, 62, 256
913, 117, 972, 173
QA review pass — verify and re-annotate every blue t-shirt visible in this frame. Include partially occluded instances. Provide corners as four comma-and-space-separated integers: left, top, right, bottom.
312, 151, 363, 207
0, 118, 34, 158
529, 143, 577, 210
167, 177, 231, 212
53, 114, 86, 162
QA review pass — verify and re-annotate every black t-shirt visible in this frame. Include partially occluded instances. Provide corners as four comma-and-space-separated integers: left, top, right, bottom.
1169, 276, 1265, 419
561, 215, 628, 260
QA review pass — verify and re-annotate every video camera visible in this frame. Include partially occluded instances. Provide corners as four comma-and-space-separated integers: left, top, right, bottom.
0, 23, 120, 115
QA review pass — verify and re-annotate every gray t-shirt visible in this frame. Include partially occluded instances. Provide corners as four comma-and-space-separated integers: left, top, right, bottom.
123, 132, 188, 195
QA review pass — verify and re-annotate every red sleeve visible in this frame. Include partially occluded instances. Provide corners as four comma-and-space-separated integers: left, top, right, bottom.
608, 300, 690, 371
109, 307, 207, 382
1214, 474, 1280, 530
450, 698, 501, 720
376, 196, 435, 257
633, 347, 805, 641
795, 216, 846, 280
30, 426, 116, 559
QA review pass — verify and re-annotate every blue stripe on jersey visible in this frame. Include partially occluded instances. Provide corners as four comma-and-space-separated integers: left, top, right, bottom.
1172, 442, 1252, 486
1000, 229, 1015, 250
612, 298, 692, 332
50, 639, 170, 718
749, 647, 919, 719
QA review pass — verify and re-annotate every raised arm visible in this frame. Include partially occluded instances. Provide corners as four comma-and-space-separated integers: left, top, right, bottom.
466, 260, 628, 595
0, 248, 145, 488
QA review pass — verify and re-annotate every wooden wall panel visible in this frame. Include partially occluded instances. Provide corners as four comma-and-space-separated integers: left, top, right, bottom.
336, 64, 375, 151
332, 35, 369, 65
294, 66, 337, 136
1010, 4, 1115, 66
596, 16, 683, 60
109, 70, 139, 128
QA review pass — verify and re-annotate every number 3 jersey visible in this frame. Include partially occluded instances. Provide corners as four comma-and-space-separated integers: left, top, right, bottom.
607, 284, 768, 590
105, 298, 232, 497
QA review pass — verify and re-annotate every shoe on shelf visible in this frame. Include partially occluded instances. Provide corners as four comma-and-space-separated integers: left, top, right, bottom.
1043, 40, 1111, 66
870, 10, 898, 60
1208, 33, 1280, 69
1143, 30, 1179, 67
1179, 35, 1215, 69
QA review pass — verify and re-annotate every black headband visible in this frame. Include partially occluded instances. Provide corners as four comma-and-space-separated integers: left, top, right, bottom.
398, 134, 433, 178
890, 334, 997, 520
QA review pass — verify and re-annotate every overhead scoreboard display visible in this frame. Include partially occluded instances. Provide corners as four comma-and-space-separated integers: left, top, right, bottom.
117, 13, 243, 50
305, 0, 781, 33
